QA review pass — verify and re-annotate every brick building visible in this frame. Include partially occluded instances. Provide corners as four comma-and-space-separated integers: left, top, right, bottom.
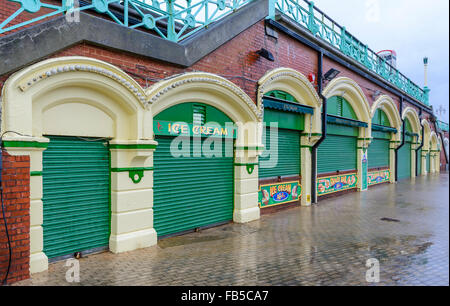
0, 0, 447, 284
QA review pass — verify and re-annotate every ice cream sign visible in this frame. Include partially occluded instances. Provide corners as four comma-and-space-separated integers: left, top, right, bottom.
258, 181, 301, 208
154, 120, 236, 139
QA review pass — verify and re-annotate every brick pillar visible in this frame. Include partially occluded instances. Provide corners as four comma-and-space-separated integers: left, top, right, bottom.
0, 151, 30, 285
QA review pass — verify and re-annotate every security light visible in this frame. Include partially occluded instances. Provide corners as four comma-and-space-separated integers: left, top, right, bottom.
256, 48, 275, 62
324, 68, 340, 81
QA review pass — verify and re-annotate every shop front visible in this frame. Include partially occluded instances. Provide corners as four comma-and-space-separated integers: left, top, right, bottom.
152, 103, 235, 237
258, 91, 312, 211
367, 101, 400, 187
317, 96, 364, 196
147, 72, 262, 238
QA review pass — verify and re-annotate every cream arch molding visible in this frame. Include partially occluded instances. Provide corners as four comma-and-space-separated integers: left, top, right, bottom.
402, 107, 422, 143
257, 68, 322, 137
421, 119, 432, 151
257, 68, 322, 109
430, 131, 439, 151
145, 72, 262, 149
323, 77, 371, 124
1, 56, 150, 142
371, 95, 402, 143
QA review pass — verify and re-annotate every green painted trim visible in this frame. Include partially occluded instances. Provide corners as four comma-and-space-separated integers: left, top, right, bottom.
301, 133, 322, 137
235, 146, 264, 151
358, 138, 372, 141
300, 145, 313, 148
109, 144, 157, 150
30, 171, 42, 176
390, 140, 401, 143
110, 167, 154, 172
234, 163, 258, 175
2, 141, 48, 148
357, 147, 369, 150
111, 167, 154, 184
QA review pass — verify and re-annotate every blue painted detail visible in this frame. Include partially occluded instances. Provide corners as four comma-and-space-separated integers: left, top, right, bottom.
93, 0, 109, 13
273, 191, 290, 202
143, 14, 156, 30
11, 0, 41, 13
332, 182, 344, 191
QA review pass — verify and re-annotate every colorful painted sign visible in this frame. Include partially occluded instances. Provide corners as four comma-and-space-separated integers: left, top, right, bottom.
153, 120, 236, 139
361, 150, 368, 191
368, 169, 390, 186
317, 173, 358, 196
259, 181, 301, 208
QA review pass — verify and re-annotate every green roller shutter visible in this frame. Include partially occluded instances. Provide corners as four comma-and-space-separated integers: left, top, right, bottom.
259, 127, 301, 179
368, 138, 390, 168
42, 136, 110, 259
153, 136, 234, 237
397, 142, 412, 180
317, 134, 357, 173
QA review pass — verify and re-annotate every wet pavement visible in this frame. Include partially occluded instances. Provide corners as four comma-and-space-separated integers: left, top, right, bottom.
15, 174, 449, 286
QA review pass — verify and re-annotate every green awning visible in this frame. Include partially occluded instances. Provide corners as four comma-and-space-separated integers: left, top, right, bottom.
327, 115, 368, 128
263, 96, 314, 115
372, 124, 398, 134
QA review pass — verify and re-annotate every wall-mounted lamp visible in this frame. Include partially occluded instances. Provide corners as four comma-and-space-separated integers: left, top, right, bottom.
256, 48, 275, 62
323, 68, 340, 81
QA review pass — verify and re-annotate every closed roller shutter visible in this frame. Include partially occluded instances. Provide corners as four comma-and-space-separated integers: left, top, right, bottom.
259, 127, 300, 179
397, 142, 412, 180
317, 134, 357, 173
153, 136, 234, 237
42, 136, 110, 259
368, 138, 390, 168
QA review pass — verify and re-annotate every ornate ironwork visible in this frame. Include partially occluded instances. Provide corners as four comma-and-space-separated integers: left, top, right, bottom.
0, 0, 430, 106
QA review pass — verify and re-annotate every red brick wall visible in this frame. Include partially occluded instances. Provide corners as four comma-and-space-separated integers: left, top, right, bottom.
0, 151, 30, 285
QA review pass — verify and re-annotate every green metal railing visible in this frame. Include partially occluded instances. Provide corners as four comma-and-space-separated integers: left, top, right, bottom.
0, 0, 252, 41
271, 0, 429, 106
0, 0, 430, 106
437, 121, 449, 132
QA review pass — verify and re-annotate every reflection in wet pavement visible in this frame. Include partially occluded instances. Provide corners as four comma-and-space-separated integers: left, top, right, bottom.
15, 174, 449, 286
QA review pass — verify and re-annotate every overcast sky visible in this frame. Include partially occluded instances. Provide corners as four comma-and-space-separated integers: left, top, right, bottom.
314, 0, 449, 122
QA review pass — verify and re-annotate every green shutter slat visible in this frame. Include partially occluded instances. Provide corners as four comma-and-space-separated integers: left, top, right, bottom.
368, 138, 390, 168
397, 142, 412, 179
317, 134, 357, 173
153, 136, 233, 237
259, 128, 301, 179
42, 136, 110, 259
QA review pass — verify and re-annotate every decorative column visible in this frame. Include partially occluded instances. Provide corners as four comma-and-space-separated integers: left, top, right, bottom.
300, 134, 321, 206
421, 151, 428, 175
109, 140, 158, 253
357, 138, 370, 191
2, 137, 49, 274
234, 147, 261, 223
389, 141, 399, 183
411, 149, 417, 178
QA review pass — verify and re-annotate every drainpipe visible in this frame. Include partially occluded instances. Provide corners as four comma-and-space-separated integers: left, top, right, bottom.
395, 97, 405, 182
311, 51, 327, 204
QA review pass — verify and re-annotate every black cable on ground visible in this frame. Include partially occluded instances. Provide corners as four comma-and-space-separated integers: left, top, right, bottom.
0, 145, 12, 286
